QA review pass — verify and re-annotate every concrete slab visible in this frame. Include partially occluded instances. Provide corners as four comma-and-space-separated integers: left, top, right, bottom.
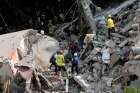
73, 75, 89, 92
0, 29, 30, 58
0, 29, 59, 71
33, 36, 59, 71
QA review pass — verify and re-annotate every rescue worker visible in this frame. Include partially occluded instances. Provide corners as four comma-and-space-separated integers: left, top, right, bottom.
68, 41, 79, 56
56, 50, 65, 76
107, 15, 115, 39
48, 20, 56, 36
84, 33, 95, 48
71, 52, 80, 75
50, 52, 57, 74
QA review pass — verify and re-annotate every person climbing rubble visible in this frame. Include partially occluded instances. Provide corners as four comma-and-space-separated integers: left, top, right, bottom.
71, 52, 80, 75
56, 50, 66, 76
107, 15, 115, 39
83, 33, 95, 48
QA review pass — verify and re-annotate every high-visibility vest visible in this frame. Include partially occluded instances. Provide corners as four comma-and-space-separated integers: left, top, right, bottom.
107, 18, 115, 28
56, 54, 65, 66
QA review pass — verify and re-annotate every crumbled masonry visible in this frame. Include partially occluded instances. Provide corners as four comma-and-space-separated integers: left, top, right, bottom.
0, 0, 140, 93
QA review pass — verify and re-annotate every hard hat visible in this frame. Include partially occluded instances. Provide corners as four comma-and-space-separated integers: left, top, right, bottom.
108, 15, 112, 17
74, 53, 78, 56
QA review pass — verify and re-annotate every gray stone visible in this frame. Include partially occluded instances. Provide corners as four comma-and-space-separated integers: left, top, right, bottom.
111, 33, 126, 39
132, 47, 140, 54
119, 39, 129, 47
105, 40, 116, 48
73, 75, 90, 92
102, 77, 113, 87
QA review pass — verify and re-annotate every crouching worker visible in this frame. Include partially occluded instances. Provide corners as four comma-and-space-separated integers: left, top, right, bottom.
71, 52, 80, 75
56, 50, 66, 76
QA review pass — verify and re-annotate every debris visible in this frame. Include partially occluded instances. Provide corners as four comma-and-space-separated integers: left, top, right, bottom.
105, 40, 116, 48
102, 77, 113, 87
73, 75, 89, 92
101, 47, 111, 64
111, 33, 126, 39
119, 39, 129, 47
0, 0, 140, 92
131, 46, 140, 54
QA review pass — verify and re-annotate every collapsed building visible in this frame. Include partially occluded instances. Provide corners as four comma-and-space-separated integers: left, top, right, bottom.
0, 0, 140, 93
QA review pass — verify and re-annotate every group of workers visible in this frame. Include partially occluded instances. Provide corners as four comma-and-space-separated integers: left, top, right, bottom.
49, 14, 115, 76
50, 48, 80, 76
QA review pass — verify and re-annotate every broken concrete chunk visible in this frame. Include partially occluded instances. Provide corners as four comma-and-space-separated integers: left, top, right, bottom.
131, 23, 139, 31
102, 48, 111, 64
87, 75, 94, 82
105, 40, 116, 48
91, 48, 101, 55
134, 55, 140, 60
102, 77, 113, 87
73, 75, 89, 92
111, 33, 126, 39
132, 46, 140, 54
16, 55, 33, 68
128, 30, 137, 36
114, 84, 122, 93
110, 52, 120, 67
119, 39, 129, 47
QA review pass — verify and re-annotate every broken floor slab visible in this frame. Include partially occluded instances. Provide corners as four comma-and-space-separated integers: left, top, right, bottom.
73, 75, 89, 92
0, 29, 33, 57
0, 29, 59, 72
32, 36, 59, 71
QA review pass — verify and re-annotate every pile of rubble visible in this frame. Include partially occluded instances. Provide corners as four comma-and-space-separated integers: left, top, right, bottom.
0, 0, 140, 93
71, 0, 140, 93
0, 29, 61, 93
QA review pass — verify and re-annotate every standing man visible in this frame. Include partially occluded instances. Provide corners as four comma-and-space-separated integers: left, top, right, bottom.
68, 41, 79, 56
71, 52, 80, 75
107, 15, 115, 39
50, 52, 57, 74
